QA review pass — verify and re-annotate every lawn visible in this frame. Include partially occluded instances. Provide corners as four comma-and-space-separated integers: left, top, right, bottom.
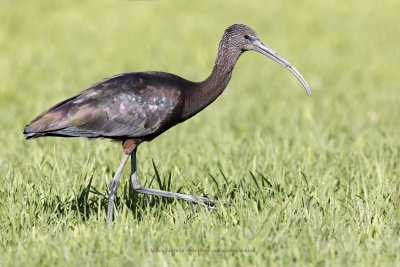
1, 0, 400, 266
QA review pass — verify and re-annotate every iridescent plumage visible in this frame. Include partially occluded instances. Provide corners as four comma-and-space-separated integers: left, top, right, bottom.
24, 72, 186, 142
23, 24, 311, 223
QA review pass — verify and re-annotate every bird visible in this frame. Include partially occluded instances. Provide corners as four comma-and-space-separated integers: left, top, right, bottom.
24, 24, 311, 223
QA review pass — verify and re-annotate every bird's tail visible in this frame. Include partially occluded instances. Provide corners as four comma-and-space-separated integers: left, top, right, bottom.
23, 128, 45, 139
23, 96, 79, 140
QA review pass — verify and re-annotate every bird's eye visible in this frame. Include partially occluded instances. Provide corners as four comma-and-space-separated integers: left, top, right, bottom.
244, 35, 249, 39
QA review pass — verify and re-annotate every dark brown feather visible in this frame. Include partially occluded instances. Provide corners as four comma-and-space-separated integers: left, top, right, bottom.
24, 72, 187, 141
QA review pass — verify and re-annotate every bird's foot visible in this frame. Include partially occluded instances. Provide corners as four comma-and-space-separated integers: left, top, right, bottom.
131, 179, 231, 214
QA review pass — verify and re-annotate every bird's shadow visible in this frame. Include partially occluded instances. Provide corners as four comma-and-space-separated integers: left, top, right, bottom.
47, 161, 312, 224
50, 160, 239, 222
43, 161, 308, 224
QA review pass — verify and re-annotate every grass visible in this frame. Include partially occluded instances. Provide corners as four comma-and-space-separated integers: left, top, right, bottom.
1, 0, 400, 266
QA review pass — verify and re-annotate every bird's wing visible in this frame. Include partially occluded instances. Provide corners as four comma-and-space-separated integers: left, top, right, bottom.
24, 73, 183, 139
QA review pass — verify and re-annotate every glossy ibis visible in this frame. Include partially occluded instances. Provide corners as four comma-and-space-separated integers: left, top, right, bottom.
24, 24, 311, 223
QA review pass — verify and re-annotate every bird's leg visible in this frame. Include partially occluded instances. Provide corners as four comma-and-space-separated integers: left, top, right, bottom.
130, 150, 230, 211
107, 153, 130, 224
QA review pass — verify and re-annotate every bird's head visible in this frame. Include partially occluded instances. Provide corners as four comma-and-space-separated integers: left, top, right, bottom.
223, 24, 311, 96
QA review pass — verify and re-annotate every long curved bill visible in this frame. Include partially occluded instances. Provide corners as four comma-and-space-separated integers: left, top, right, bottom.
248, 35, 311, 96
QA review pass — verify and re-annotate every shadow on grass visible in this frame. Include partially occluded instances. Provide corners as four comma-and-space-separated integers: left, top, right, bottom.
47, 161, 312, 222
47, 160, 236, 222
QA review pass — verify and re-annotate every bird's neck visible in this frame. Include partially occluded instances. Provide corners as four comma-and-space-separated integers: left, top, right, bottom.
181, 44, 242, 120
